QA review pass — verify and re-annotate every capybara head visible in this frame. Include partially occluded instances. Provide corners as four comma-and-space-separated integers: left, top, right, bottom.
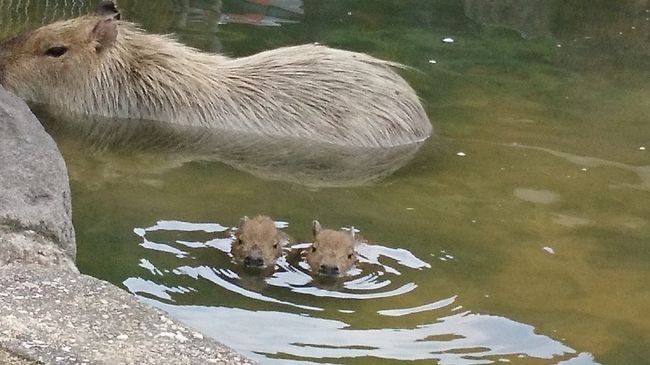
306, 220, 357, 277
232, 216, 286, 268
0, 2, 120, 99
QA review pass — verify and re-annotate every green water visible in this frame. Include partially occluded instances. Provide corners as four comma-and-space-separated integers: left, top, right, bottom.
3, 0, 649, 364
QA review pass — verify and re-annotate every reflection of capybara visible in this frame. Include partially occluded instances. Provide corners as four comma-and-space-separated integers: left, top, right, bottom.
0, 1, 431, 148
306, 220, 357, 276
232, 216, 288, 268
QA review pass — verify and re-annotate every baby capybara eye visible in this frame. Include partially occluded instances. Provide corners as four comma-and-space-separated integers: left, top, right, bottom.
44, 46, 68, 57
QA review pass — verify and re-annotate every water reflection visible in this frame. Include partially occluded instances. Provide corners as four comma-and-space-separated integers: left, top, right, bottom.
124, 219, 600, 364
37, 112, 424, 187
135, 293, 599, 365
0, 0, 303, 43
464, 0, 650, 67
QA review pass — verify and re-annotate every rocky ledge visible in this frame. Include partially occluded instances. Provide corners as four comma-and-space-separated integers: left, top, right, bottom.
0, 87, 256, 364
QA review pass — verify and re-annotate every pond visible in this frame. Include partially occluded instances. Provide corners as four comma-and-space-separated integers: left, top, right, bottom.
1, 0, 649, 364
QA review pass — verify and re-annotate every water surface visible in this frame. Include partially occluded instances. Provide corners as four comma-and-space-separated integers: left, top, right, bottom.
1, 1, 648, 364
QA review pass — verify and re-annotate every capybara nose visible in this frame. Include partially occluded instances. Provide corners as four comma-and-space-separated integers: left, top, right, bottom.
319, 264, 340, 276
244, 256, 264, 267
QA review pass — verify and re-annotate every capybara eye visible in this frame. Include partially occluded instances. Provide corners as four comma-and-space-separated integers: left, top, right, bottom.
273, 243, 278, 249
44, 46, 68, 57
311, 246, 317, 252
348, 253, 353, 259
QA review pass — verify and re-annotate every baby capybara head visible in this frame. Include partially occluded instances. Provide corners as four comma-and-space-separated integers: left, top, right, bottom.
0, 2, 120, 98
232, 216, 285, 268
306, 220, 357, 277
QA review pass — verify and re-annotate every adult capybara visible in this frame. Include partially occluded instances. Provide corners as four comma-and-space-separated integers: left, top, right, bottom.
232, 216, 289, 268
0, 1, 432, 148
306, 220, 357, 276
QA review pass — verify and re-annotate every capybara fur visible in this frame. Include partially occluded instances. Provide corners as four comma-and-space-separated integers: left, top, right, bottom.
232, 216, 288, 268
306, 220, 357, 276
0, 1, 432, 148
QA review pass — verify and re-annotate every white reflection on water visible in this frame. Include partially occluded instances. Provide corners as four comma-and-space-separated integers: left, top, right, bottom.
127, 220, 600, 365
134, 220, 430, 301
135, 294, 599, 365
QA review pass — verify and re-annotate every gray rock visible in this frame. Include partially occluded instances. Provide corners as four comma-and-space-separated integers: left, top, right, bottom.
0, 266, 257, 365
0, 224, 77, 271
0, 348, 37, 365
0, 86, 75, 260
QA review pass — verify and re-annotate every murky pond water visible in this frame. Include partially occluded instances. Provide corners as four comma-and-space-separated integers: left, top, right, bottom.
2, 0, 649, 364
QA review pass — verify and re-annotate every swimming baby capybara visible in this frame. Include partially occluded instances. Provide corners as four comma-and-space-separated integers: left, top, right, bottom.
306, 220, 358, 276
232, 216, 289, 268
0, 1, 431, 148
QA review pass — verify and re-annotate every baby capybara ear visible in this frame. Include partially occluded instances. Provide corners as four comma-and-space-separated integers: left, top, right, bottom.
238, 216, 250, 231
96, 1, 121, 20
312, 220, 322, 238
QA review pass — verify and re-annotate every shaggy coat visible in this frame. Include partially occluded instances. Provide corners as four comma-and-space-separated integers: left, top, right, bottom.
0, 4, 432, 148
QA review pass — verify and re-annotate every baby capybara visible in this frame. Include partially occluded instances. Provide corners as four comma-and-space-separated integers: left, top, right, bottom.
232, 216, 288, 268
306, 220, 357, 276
0, 1, 431, 148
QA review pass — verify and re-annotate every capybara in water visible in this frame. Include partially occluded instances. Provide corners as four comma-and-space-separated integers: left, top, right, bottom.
306, 220, 357, 276
0, 1, 432, 148
232, 215, 288, 268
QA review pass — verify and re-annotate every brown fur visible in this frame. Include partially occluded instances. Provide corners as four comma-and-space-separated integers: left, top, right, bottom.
232, 216, 288, 268
0, 2, 432, 148
306, 220, 357, 276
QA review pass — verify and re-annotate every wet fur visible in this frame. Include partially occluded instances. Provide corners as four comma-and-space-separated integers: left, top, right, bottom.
232, 216, 288, 268
306, 221, 357, 276
0, 6, 432, 148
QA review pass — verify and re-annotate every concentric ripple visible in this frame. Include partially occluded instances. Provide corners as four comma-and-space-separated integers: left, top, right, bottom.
124, 219, 599, 364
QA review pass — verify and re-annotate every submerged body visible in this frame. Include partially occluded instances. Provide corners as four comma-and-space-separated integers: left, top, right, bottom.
0, 2, 432, 148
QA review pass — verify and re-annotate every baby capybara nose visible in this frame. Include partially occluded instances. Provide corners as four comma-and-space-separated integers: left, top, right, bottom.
244, 256, 264, 268
319, 264, 340, 276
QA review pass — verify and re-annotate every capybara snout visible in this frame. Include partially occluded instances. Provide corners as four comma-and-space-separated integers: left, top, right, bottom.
306, 220, 357, 277
242, 244, 265, 268
232, 216, 287, 269
318, 264, 341, 277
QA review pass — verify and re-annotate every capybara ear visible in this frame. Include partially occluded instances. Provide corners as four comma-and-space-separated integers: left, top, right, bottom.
238, 216, 250, 229
91, 18, 117, 52
312, 220, 322, 238
96, 1, 121, 20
